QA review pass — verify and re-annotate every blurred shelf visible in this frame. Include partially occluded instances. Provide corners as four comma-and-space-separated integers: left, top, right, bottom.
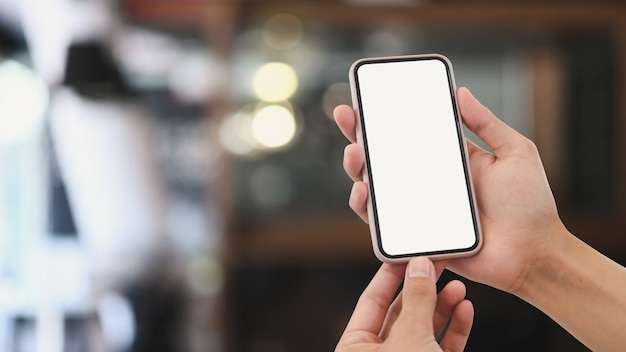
230, 214, 375, 265
110, 3, 626, 351
120, 0, 626, 263
243, 2, 626, 30
121, 1, 626, 29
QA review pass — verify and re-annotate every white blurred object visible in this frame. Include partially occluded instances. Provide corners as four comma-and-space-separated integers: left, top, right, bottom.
0, 60, 49, 145
67, 1, 118, 43
49, 89, 168, 285
97, 291, 135, 352
18, 0, 71, 85
168, 50, 226, 104
22, 239, 91, 313
28, 239, 89, 352
113, 27, 182, 87
35, 308, 63, 352
117, 30, 226, 105
18, 0, 117, 85
7, 239, 91, 352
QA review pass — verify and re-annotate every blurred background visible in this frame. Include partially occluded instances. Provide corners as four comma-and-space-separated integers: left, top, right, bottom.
0, 0, 624, 351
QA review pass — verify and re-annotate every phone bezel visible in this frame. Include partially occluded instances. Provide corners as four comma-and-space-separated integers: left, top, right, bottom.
349, 54, 482, 263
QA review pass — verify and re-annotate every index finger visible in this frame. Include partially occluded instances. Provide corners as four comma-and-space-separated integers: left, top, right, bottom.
343, 263, 405, 336
333, 104, 358, 143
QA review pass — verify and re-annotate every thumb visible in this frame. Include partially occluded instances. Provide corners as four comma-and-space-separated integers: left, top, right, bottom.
457, 87, 525, 155
394, 257, 437, 339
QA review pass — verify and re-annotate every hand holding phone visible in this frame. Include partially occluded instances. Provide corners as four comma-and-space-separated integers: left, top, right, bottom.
349, 54, 482, 263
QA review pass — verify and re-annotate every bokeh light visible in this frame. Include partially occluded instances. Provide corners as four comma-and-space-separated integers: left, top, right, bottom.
252, 62, 298, 102
218, 107, 257, 156
251, 104, 297, 149
186, 254, 224, 296
262, 13, 304, 50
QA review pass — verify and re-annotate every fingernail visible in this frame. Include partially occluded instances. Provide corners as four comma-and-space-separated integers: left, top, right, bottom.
407, 257, 431, 278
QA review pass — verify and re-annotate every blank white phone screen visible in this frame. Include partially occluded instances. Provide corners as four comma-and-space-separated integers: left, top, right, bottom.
356, 58, 478, 256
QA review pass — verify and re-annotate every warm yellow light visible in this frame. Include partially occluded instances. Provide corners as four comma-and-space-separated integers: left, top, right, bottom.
251, 105, 297, 148
252, 62, 298, 102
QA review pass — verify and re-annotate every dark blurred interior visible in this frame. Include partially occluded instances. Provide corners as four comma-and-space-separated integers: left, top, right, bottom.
1, 0, 625, 351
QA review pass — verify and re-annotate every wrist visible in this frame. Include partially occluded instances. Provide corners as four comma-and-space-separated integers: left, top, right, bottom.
511, 221, 573, 300
509, 223, 626, 351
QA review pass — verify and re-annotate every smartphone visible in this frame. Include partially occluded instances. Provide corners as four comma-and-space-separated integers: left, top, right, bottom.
349, 54, 482, 263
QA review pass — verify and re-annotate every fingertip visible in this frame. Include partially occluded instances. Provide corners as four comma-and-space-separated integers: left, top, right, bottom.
448, 279, 467, 297
463, 299, 474, 313
433, 279, 468, 336
333, 104, 353, 124
333, 105, 358, 143
457, 86, 472, 98
457, 87, 482, 127
457, 87, 474, 108
407, 257, 434, 279
458, 87, 520, 154
332, 104, 349, 122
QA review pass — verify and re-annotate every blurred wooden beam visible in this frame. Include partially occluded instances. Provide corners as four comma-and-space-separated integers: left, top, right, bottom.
122, 1, 626, 30
121, 0, 213, 24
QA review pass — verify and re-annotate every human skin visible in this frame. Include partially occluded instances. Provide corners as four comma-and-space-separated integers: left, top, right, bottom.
334, 87, 626, 352
336, 257, 474, 352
